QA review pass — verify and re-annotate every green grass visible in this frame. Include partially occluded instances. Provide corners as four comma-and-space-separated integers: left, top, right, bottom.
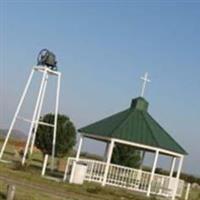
188, 188, 200, 200
0, 161, 154, 200
0, 179, 65, 200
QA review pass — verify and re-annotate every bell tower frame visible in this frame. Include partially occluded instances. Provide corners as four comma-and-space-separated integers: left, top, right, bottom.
0, 66, 61, 169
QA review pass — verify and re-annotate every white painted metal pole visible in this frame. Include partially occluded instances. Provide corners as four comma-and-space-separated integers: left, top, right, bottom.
30, 72, 49, 154
172, 156, 184, 200
147, 150, 159, 197
0, 69, 35, 159
51, 72, 61, 170
170, 157, 176, 177
102, 139, 114, 186
22, 70, 47, 165
185, 183, 191, 200
41, 154, 49, 176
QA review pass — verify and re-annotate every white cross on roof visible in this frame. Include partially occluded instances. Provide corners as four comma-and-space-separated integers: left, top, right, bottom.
140, 72, 151, 97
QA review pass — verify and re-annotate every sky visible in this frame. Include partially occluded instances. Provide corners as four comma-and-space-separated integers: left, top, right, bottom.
0, 0, 200, 176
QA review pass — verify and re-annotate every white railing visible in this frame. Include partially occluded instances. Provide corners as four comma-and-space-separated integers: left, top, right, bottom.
64, 157, 107, 183
151, 173, 171, 196
106, 163, 150, 192
64, 157, 184, 198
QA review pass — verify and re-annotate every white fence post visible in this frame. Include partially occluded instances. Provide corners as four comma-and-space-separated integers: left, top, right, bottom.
7, 184, 16, 200
185, 183, 191, 200
63, 159, 70, 182
41, 154, 48, 176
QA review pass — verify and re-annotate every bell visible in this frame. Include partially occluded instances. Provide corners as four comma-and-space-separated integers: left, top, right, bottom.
37, 49, 57, 70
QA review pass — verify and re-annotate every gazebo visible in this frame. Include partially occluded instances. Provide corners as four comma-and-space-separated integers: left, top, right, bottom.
63, 73, 187, 200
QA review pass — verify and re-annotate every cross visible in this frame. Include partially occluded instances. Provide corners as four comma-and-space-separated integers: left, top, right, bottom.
140, 72, 151, 97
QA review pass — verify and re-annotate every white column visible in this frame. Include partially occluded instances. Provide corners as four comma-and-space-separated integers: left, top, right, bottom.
30, 72, 49, 154
69, 136, 83, 183
147, 149, 159, 196
103, 142, 109, 161
102, 139, 114, 186
169, 157, 176, 196
22, 69, 47, 165
172, 156, 184, 200
170, 157, 176, 177
76, 136, 83, 161
0, 69, 35, 159
51, 72, 61, 170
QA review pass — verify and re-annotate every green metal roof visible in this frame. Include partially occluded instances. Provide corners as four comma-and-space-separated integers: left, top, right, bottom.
79, 97, 187, 155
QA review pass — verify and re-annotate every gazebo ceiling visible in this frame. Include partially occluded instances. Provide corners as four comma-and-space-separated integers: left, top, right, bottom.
79, 97, 187, 155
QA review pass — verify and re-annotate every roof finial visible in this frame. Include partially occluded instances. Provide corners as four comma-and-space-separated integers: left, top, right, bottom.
140, 72, 151, 97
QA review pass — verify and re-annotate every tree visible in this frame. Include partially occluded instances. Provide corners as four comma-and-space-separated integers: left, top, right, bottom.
35, 113, 76, 158
111, 143, 141, 168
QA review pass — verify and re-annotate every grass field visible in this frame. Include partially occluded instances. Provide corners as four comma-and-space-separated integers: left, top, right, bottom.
0, 162, 154, 200
0, 138, 200, 200
0, 179, 64, 200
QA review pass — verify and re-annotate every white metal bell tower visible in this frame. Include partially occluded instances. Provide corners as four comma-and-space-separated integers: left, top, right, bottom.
0, 65, 61, 169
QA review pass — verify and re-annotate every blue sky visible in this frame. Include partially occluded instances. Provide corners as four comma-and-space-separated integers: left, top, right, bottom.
0, 1, 200, 176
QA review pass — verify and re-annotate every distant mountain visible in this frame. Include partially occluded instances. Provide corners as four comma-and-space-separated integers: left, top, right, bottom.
0, 129, 26, 139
